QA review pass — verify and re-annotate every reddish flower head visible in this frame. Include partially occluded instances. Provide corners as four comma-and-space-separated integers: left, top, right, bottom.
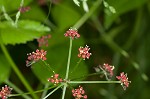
48, 74, 63, 85
64, 28, 80, 39
78, 45, 91, 60
37, 34, 51, 47
101, 63, 114, 77
72, 86, 87, 99
94, 63, 114, 80
116, 72, 131, 90
19, 6, 30, 13
0, 85, 13, 99
26, 49, 47, 67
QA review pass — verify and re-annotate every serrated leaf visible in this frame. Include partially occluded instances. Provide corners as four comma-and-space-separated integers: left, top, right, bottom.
0, 54, 11, 83
0, 20, 50, 45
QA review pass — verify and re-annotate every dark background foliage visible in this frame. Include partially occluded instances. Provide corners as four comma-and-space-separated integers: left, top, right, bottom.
0, 0, 150, 99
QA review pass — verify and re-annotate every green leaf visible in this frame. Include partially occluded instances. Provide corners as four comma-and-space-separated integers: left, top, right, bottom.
32, 36, 88, 84
0, 20, 50, 45
51, 2, 81, 31
0, 54, 11, 83
104, 0, 148, 29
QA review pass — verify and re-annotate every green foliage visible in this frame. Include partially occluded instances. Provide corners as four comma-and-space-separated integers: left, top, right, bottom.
0, 54, 11, 83
0, 20, 50, 45
104, 0, 148, 28
0, 0, 32, 13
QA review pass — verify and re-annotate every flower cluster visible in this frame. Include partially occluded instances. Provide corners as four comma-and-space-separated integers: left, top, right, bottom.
116, 72, 131, 90
0, 85, 12, 99
64, 28, 80, 39
78, 45, 91, 60
94, 63, 114, 80
48, 74, 63, 85
26, 49, 47, 67
37, 34, 51, 47
72, 86, 87, 99
19, 6, 30, 13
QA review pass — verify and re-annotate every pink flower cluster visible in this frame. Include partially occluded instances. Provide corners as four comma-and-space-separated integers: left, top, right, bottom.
37, 34, 51, 47
19, 6, 30, 13
78, 45, 91, 60
116, 72, 131, 90
26, 49, 47, 67
48, 74, 63, 85
64, 28, 80, 39
101, 63, 114, 77
72, 86, 87, 99
0, 85, 12, 99
94, 63, 114, 80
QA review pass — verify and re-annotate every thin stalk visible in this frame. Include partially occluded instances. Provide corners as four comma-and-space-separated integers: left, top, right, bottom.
41, 83, 50, 99
65, 38, 73, 80
42, 60, 55, 73
68, 81, 121, 84
10, 85, 56, 97
62, 38, 73, 99
5, 80, 31, 99
70, 72, 103, 80
43, 84, 63, 99
0, 43, 38, 99
70, 58, 82, 74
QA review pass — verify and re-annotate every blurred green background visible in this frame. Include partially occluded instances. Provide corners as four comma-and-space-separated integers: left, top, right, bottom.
0, 0, 150, 99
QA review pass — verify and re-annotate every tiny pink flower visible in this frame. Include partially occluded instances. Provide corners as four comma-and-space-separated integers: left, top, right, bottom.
19, 6, 30, 13
26, 49, 47, 67
72, 86, 87, 99
78, 45, 91, 60
0, 85, 13, 99
64, 28, 80, 39
48, 74, 63, 85
94, 63, 114, 80
116, 72, 131, 90
37, 34, 51, 47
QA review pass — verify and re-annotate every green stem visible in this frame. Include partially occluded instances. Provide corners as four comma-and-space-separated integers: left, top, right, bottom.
42, 60, 55, 73
68, 81, 121, 84
41, 83, 50, 99
72, 0, 102, 29
65, 38, 73, 80
10, 85, 56, 97
70, 58, 82, 74
5, 80, 31, 99
0, 44, 38, 99
62, 38, 73, 99
70, 72, 103, 80
43, 84, 63, 99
